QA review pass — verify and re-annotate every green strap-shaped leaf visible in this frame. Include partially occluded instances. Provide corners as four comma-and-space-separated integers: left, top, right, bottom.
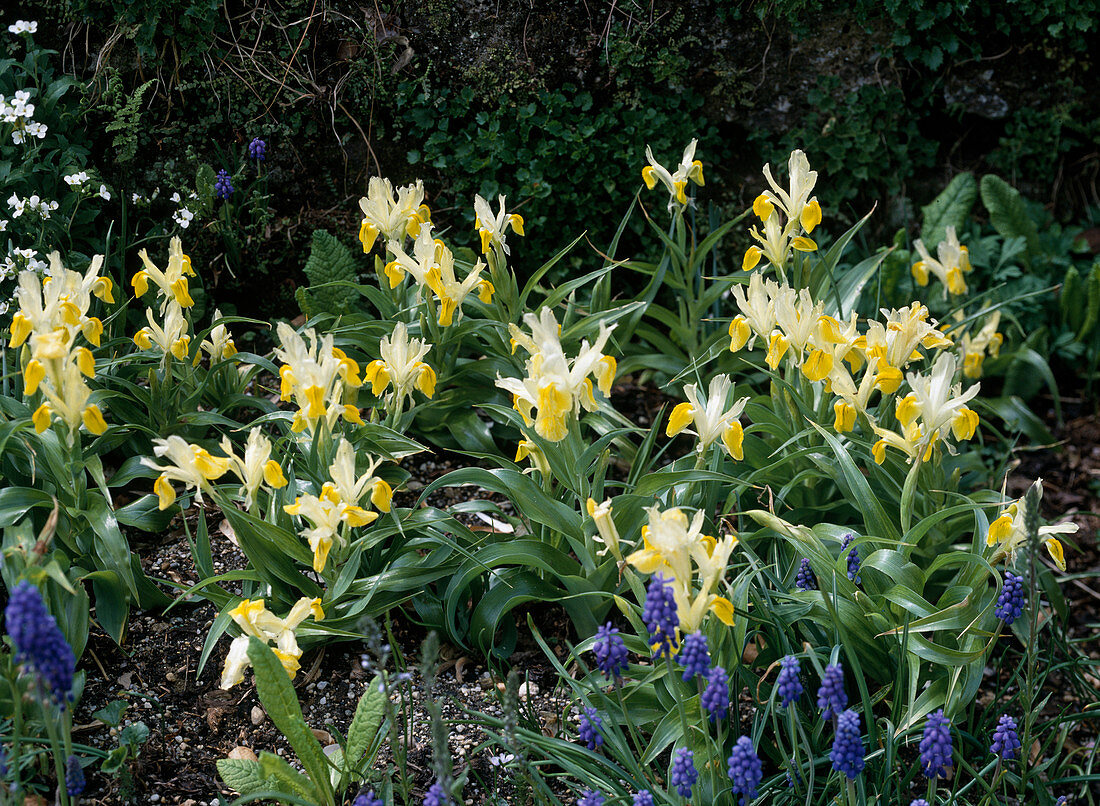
246, 637, 334, 806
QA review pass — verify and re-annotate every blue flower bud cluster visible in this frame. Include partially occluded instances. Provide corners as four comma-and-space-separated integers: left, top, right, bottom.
727, 735, 762, 805
670, 747, 698, 797
578, 707, 603, 750
995, 571, 1026, 625
991, 713, 1021, 761
702, 665, 729, 721
642, 574, 678, 658
5, 580, 76, 705
632, 791, 653, 806
830, 709, 865, 779
677, 632, 710, 681
920, 709, 954, 779
353, 791, 383, 806
215, 169, 234, 199
795, 557, 817, 591
248, 137, 267, 161
66, 754, 85, 797
841, 533, 861, 584
817, 663, 847, 720
424, 781, 448, 806
776, 654, 803, 707
577, 790, 605, 806
593, 622, 629, 681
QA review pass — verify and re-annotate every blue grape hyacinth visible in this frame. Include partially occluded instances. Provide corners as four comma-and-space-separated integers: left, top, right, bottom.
593, 622, 629, 681
991, 713, 1022, 761
670, 747, 698, 797
995, 571, 1027, 625
817, 663, 847, 720
577, 790, 605, 806
248, 136, 267, 161
841, 533, 862, 584
5, 580, 76, 705
353, 791, 383, 806
66, 754, 85, 797
215, 169, 234, 199
632, 792, 654, 806
911, 800, 931, 806
776, 654, 803, 707
920, 709, 954, 779
795, 557, 817, 590
678, 631, 711, 681
702, 665, 729, 721
424, 781, 448, 806
727, 736, 763, 805
578, 707, 603, 749
642, 573, 679, 658
830, 709, 865, 779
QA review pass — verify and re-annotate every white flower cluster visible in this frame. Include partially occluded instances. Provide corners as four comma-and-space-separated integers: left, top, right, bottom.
8, 20, 37, 35
170, 191, 198, 229
7, 192, 58, 219
2, 246, 48, 278
1, 90, 47, 144
64, 171, 90, 188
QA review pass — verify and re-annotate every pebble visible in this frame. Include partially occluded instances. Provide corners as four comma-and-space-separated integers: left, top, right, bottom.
251, 706, 265, 725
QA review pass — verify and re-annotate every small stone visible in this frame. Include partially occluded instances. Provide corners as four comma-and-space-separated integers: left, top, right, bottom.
228, 746, 258, 762
316, 681, 328, 690
251, 706, 265, 725
518, 681, 539, 699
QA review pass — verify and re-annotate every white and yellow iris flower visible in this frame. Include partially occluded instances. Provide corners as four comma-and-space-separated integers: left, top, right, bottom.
666, 375, 749, 459
642, 139, 705, 212
220, 597, 324, 689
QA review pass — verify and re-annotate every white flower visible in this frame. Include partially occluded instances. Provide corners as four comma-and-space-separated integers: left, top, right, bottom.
64, 172, 89, 188
97, 184, 111, 201
25, 121, 46, 139
172, 207, 194, 229
0, 219, 7, 231
11, 129, 25, 145
170, 191, 182, 203
8, 20, 38, 34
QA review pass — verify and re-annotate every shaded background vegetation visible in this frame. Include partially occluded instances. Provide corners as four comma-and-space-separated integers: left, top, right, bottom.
26, 0, 1100, 320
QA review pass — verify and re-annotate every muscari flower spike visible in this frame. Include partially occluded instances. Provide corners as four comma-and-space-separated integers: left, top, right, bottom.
831, 709, 865, 779
991, 714, 1022, 761
841, 533, 861, 584
702, 665, 729, 721
920, 708, 954, 779
817, 662, 847, 720
995, 571, 1027, 625
678, 631, 711, 681
642, 573, 679, 659
578, 707, 603, 750
4, 580, 76, 706
795, 557, 817, 590
248, 137, 267, 161
592, 622, 629, 681
727, 735, 763, 806
776, 654, 803, 707
215, 169, 234, 199
632, 792, 654, 806
66, 754, 85, 797
353, 791, 383, 806
911, 800, 931, 806
424, 781, 448, 806
670, 747, 698, 798
577, 790, 605, 806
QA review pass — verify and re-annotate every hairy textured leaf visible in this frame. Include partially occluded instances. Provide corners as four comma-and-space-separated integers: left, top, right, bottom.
920, 173, 977, 247
216, 758, 273, 796
980, 175, 1040, 265
297, 229, 359, 317
247, 637, 334, 805
345, 675, 385, 768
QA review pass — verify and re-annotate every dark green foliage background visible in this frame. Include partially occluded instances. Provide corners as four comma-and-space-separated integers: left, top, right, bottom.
30, 0, 1100, 317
